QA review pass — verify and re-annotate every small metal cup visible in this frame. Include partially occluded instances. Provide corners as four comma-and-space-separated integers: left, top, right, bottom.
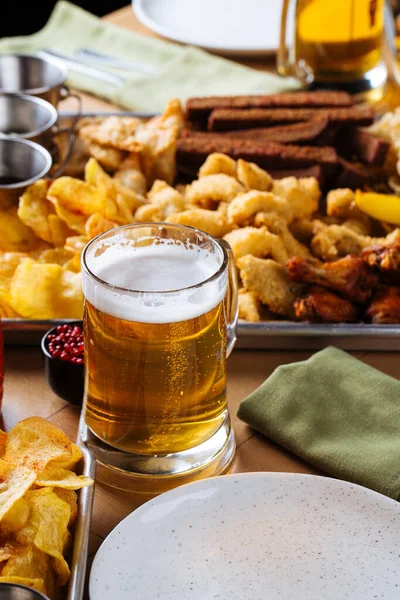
0, 54, 82, 116
0, 94, 76, 179
0, 135, 52, 209
0, 583, 48, 599
0, 93, 58, 149
0, 54, 68, 107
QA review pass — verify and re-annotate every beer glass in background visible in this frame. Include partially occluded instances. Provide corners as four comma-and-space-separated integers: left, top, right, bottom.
81, 223, 238, 492
278, 0, 387, 97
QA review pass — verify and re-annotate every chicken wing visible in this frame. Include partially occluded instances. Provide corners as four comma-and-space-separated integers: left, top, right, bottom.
366, 286, 400, 324
294, 285, 359, 323
287, 255, 380, 304
362, 229, 400, 271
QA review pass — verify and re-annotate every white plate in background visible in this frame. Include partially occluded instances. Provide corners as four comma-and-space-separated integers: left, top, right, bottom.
90, 472, 400, 599
134, 0, 284, 57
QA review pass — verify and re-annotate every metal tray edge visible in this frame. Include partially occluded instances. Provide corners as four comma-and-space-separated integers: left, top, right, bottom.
67, 444, 96, 600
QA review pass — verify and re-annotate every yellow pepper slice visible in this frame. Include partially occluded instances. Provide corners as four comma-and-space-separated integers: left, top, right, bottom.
354, 190, 400, 226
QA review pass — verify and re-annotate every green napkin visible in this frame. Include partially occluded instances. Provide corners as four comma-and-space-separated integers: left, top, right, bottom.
237, 347, 400, 500
0, 1, 298, 113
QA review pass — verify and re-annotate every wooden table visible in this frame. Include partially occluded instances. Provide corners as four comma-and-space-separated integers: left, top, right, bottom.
3, 5, 400, 596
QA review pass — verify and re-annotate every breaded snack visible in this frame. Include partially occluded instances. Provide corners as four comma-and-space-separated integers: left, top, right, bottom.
326, 188, 370, 234
198, 153, 237, 178
237, 255, 299, 318
227, 191, 293, 226
238, 289, 262, 322
254, 212, 311, 259
272, 176, 320, 221
166, 208, 232, 238
147, 180, 185, 217
236, 159, 273, 191
224, 226, 289, 263
185, 174, 244, 208
311, 225, 371, 261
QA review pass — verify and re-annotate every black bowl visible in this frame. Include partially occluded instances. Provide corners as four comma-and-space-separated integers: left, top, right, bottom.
41, 321, 84, 406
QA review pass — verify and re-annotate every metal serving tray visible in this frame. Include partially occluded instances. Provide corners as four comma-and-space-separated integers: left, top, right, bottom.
67, 444, 96, 600
2, 318, 400, 351
2, 110, 400, 352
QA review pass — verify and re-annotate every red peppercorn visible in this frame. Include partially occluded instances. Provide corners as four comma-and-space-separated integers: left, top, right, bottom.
46, 324, 84, 364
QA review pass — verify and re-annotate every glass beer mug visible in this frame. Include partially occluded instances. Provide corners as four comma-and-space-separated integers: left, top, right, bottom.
81, 223, 238, 492
278, 0, 387, 96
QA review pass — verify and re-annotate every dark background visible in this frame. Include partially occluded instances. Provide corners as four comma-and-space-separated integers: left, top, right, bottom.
1, 1, 128, 37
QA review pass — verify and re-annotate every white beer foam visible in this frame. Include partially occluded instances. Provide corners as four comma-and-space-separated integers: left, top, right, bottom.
83, 238, 227, 324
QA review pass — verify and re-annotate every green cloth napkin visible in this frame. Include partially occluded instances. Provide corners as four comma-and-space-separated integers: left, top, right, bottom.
237, 347, 400, 500
0, 1, 298, 113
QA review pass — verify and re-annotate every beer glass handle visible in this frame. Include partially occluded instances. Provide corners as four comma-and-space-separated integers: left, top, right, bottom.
219, 240, 238, 358
277, 0, 314, 85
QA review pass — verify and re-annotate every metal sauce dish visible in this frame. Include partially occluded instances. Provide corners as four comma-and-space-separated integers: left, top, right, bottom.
0, 54, 67, 107
0, 94, 58, 148
0, 583, 48, 599
0, 135, 52, 209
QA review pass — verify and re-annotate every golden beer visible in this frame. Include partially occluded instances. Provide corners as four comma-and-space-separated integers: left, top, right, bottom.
84, 299, 227, 454
278, 0, 386, 94
295, 0, 384, 80
81, 224, 237, 469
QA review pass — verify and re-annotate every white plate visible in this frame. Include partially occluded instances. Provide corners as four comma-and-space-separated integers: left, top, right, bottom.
90, 472, 400, 600
134, 0, 284, 57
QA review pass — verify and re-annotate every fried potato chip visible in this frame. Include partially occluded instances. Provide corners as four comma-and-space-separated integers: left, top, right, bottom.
0, 430, 7, 458
0, 467, 36, 522
9, 260, 64, 319
54, 489, 78, 528
0, 300, 20, 318
2, 417, 74, 474
22, 489, 71, 586
51, 202, 87, 235
85, 213, 118, 240
0, 576, 47, 595
85, 158, 145, 221
48, 177, 118, 220
0, 208, 41, 253
56, 270, 84, 319
1, 543, 56, 598
35, 467, 93, 490
236, 159, 273, 192
65, 255, 81, 273
18, 180, 54, 243
37, 248, 74, 267
0, 253, 27, 318
186, 174, 243, 209
198, 153, 237, 178
1, 497, 30, 534
0, 539, 23, 563
49, 442, 82, 471
64, 235, 88, 257
48, 214, 75, 247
